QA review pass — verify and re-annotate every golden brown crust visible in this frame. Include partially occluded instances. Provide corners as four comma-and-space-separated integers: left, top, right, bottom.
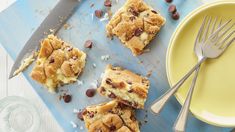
106, 0, 165, 56
30, 34, 86, 92
97, 64, 150, 109
83, 100, 140, 132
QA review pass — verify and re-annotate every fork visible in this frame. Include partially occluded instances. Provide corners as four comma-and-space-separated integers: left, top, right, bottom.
150, 17, 235, 116
173, 16, 233, 132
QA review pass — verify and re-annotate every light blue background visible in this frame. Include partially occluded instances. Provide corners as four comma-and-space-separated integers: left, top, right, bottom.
0, 0, 232, 131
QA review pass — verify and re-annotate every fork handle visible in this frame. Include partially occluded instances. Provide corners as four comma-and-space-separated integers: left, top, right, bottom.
173, 66, 200, 132
150, 57, 206, 114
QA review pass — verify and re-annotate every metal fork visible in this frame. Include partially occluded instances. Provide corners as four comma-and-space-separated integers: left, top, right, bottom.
173, 16, 233, 132
150, 17, 235, 116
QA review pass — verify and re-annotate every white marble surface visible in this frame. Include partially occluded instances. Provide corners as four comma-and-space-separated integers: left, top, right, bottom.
0, 0, 63, 132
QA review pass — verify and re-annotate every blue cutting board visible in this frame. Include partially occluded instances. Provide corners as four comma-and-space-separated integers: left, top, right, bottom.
0, 0, 232, 131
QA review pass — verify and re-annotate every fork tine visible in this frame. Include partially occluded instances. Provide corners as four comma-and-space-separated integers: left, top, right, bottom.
195, 16, 207, 45
217, 30, 235, 47
211, 19, 232, 37
221, 37, 235, 52
217, 23, 235, 41
202, 16, 212, 42
210, 16, 218, 34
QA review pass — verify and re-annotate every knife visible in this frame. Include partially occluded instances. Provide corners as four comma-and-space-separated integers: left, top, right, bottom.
9, 0, 80, 79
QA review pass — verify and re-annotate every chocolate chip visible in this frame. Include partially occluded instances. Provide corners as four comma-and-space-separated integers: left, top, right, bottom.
67, 47, 73, 51
128, 7, 139, 16
84, 40, 93, 48
104, 0, 112, 7
172, 12, 180, 20
86, 88, 96, 97
100, 87, 106, 93
49, 58, 54, 63
77, 111, 84, 121
168, 5, 177, 13
165, 0, 173, 3
151, 10, 158, 14
134, 28, 143, 36
110, 125, 116, 131
94, 10, 103, 18
129, 16, 136, 21
88, 111, 95, 118
127, 81, 132, 85
128, 89, 133, 93
105, 78, 112, 85
108, 93, 116, 98
63, 94, 72, 103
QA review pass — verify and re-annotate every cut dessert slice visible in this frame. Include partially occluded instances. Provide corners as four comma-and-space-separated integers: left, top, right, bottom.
30, 34, 86, 92
97, 64, 150, 109
106, 0, 166, 56
83, 100, 140, 132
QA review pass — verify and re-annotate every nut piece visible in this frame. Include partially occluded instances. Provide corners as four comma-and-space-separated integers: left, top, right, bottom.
89, 120, 109, 132
102, 114, 123, 130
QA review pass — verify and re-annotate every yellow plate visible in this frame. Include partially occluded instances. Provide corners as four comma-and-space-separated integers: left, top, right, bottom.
166, 1, 235, 127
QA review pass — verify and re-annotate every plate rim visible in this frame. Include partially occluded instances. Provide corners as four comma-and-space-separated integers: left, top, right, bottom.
166, 0, 235, 127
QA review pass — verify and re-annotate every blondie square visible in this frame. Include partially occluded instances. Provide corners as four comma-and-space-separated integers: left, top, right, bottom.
30, 35, 86, 92
83, 100, 140, 132
106, 0, 166, 56
97, 64, 150, 109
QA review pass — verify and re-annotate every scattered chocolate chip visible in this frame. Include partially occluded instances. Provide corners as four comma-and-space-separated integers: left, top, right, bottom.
172, 12, 180, 20
108, 93, 116, 98
105, 78, 112, 85
110, 125, 116, 131
165, 0, 173, 3
134, 28, 143, 36
151, 10, 158, 14
84, 40, 93, 48
63, 94, 72, 103
104, 0, 112, 7
77, 111, 84, 121
168, 4, 177, 13
94, 10, 103, 18
49, 58, 54, 63
90, 3, 94, 8
86, 88, 96, 97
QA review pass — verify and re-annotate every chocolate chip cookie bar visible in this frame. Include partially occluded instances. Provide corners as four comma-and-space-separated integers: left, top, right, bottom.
30, 35, 86, 92
83, 100, 140, 132
106, 0, 166, 56
97, 65, 150, 109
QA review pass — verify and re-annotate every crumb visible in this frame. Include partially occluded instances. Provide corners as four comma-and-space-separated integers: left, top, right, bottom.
101, 54, 110, 61
64, 23, 71, 30
49, 28, 55, 33
92, 63, 96, 68
100, 13, 109, 22
77, 80, 83, 86
90, 80, 98, 88
146, 70, 152, 77
73, 108, 79, 113
90, 3, 94, 8
70, 121, 77, 128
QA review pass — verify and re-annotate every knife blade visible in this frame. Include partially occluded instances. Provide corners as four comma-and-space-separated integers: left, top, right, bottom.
9, 0, 80, 79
